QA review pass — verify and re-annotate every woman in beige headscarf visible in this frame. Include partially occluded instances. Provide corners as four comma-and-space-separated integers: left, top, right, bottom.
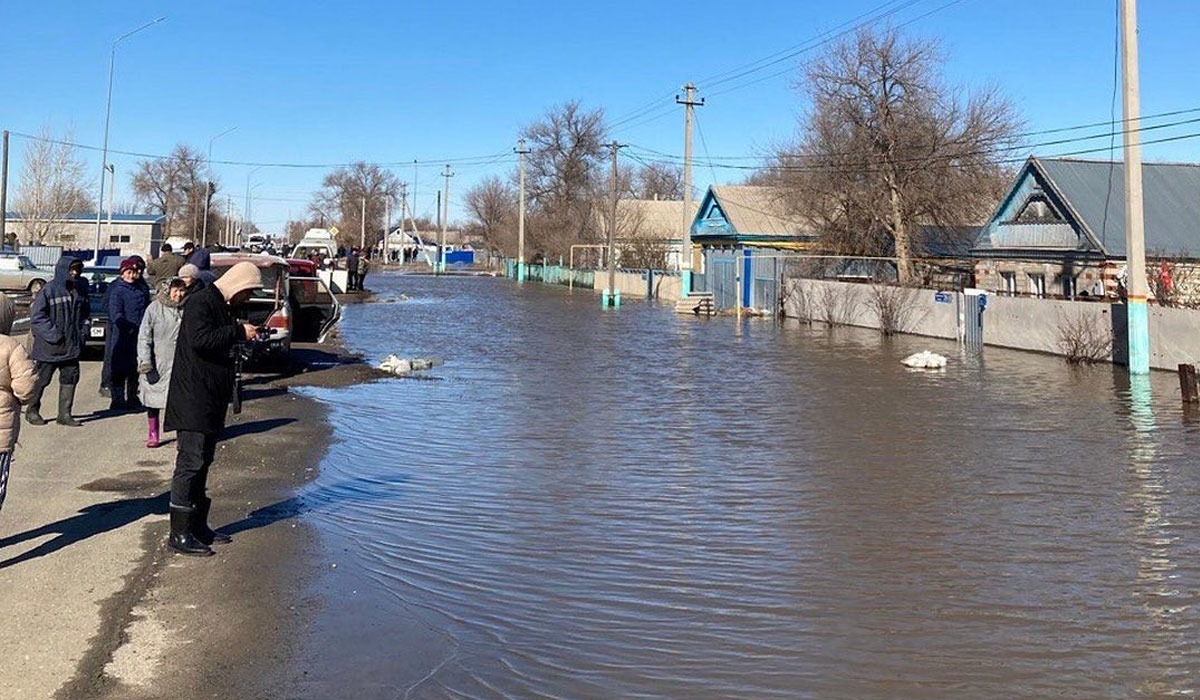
0, 293, 38, 511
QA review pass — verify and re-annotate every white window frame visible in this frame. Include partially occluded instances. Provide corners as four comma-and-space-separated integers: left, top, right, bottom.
1000, 271, 1017, 295
1028, 273, 1046, 298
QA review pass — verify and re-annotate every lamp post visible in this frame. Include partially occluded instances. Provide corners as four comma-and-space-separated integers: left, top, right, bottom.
93, 16, 165, 263
201, 126, 236, 248
243, 165, 264, 247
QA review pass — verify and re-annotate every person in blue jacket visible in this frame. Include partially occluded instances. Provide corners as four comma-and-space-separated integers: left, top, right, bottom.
26, 256, 89, 426
106, 258, 150, 410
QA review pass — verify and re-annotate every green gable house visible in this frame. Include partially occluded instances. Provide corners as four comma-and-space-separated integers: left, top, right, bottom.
972, 157, 1200, 302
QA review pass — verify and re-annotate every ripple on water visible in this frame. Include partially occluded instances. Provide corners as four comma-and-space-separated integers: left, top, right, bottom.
288, 273, 1200, 699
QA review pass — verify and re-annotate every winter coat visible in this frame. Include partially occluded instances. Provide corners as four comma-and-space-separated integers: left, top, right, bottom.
145, 253, 185, 288
106, 278, 150, 376
29, 257, 88, 363
0, 297, 36, 452
163, 285, 240, 434
137, 290, 183, 410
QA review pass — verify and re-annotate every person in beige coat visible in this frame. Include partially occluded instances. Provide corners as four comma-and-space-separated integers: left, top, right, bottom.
0, 293, 39, 511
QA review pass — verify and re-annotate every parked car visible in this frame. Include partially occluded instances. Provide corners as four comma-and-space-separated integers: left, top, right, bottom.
209, 253, 340, 356
78, 265, 121, 349
0, 254, 50, 294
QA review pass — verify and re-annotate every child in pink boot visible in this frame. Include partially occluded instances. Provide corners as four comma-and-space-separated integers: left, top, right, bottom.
137, 278, 186, 448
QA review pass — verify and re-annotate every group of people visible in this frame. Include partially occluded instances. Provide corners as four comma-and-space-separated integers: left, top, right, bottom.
0, 242, 266, 559
345, 248, 371, 292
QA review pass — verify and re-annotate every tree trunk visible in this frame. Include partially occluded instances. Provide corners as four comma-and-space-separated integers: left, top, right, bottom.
885, 175, 912, 286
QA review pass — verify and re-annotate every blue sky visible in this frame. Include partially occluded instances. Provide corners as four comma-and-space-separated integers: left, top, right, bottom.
3, 0, 1200, 232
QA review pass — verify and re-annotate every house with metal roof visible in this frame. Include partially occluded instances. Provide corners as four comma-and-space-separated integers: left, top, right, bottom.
687, 185, 819, 311
2, 212, 165, 259
972, 157, 1200, 300
594, 198, 699, 270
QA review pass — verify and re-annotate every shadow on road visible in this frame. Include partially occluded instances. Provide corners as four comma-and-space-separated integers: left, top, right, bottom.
223, 417, 296, 440
0, 492, 169, 570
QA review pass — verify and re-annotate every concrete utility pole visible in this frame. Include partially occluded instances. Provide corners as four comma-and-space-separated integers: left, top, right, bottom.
439, 164, 453, 273
1, 131, 9, 245
360, 195, 367, 250
676, 83, 704, 295
603, 141, 624, 309
106, 164, 115, 236
383, 197, 391, 260
1121, 0, 1150, 375
515, 139, 530, 283
225, 197, 232, 247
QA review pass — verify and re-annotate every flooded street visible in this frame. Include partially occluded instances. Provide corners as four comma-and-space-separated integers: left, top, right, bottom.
286, 273, 1200, 699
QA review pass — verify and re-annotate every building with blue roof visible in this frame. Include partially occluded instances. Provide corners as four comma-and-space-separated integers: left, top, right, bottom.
2, 212, 165, 259
972, 157, 1200, 300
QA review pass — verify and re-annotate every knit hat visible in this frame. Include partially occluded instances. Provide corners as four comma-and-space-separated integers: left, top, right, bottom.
178, 263, 200, 280
119, 258, 139, 273
213, 261, 262, 301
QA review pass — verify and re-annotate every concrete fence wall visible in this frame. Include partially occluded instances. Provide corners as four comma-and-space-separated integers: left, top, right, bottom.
782, 277, 1200, 370
597, 270, 682, 301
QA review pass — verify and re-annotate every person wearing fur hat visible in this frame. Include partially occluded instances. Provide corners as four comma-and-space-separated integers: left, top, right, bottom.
138, 278, 186, 448
26, 256, 88, 426
163, 261, 261, 556
0, 293, 37, 512
106, 258, 151, 410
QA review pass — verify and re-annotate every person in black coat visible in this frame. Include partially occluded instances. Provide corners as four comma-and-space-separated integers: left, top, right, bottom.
106, 258, 151, 410
163, 262, 261, 556
26, 256, 88, 427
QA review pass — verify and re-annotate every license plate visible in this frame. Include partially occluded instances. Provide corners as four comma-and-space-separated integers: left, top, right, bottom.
90, 327, 104, 338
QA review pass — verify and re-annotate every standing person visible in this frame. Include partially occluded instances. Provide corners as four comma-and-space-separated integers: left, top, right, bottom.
346, 248, 360, 291
0, 294, 37, 513
163, 262, 261, 556
26, 256, 88, 427
107, 258, 151, 410
178, 263, 203, 292
138, 278, 186, 448
145, 243, 184, 289
358, 253, 370, 292
181, 241, 196, 263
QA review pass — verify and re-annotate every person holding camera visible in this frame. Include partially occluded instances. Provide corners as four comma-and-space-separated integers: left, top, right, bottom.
163, 262, 261, 557
137, 277, 187, 448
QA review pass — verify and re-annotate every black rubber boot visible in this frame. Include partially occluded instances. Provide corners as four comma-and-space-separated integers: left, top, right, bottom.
25, 406, 46, 426
56, 383, 81, 427
193, 496, 232, 545
168, 505, 214, 557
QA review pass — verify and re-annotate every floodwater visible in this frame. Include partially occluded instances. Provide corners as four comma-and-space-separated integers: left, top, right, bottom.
285, 273, 1200, 699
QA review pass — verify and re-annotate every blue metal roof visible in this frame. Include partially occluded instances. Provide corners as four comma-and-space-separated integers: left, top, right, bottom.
1029, 157, 1200, 258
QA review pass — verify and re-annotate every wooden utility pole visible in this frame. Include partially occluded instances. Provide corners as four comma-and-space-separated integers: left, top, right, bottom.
515, 139, 530, 283
1, 131, 9, 246
604, 141, 623, 308
1121, 0, 1150, 375
439, 164, 453, 273
676, 83, 703, 294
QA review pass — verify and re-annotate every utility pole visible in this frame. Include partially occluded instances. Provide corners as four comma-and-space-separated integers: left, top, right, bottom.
676, 82, 704, 296
439, 164, 453, 273
1121, 0, 1150, 375
1, 131, 9, 247
515, 139, 530, 283
225, 197, 232, 247
106, 164, 115, 240
360, 195, 367, 250
603, 141, 623, 309
383, 197, 391, 261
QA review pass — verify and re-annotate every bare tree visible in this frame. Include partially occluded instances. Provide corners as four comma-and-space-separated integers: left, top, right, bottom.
520, 101, 608, 259
131, 144, 221, 242
634, 161, 684, 200
311, 162, 401, 250
463, 176, 518, 254
774, 27, 1020, 284
1057, 310, 1112, 364
13, 126, 93, 244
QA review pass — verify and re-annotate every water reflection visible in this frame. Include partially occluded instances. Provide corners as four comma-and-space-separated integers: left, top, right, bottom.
287, 274, 1200, 700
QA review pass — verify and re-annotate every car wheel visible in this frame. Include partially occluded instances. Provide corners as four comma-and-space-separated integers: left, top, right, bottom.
28, 279, 45, 295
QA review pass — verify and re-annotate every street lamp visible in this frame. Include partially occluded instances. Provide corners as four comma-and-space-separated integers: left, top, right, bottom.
201, 125, 236, 248
243, 165, 264, 246
93, 16, 166, 263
